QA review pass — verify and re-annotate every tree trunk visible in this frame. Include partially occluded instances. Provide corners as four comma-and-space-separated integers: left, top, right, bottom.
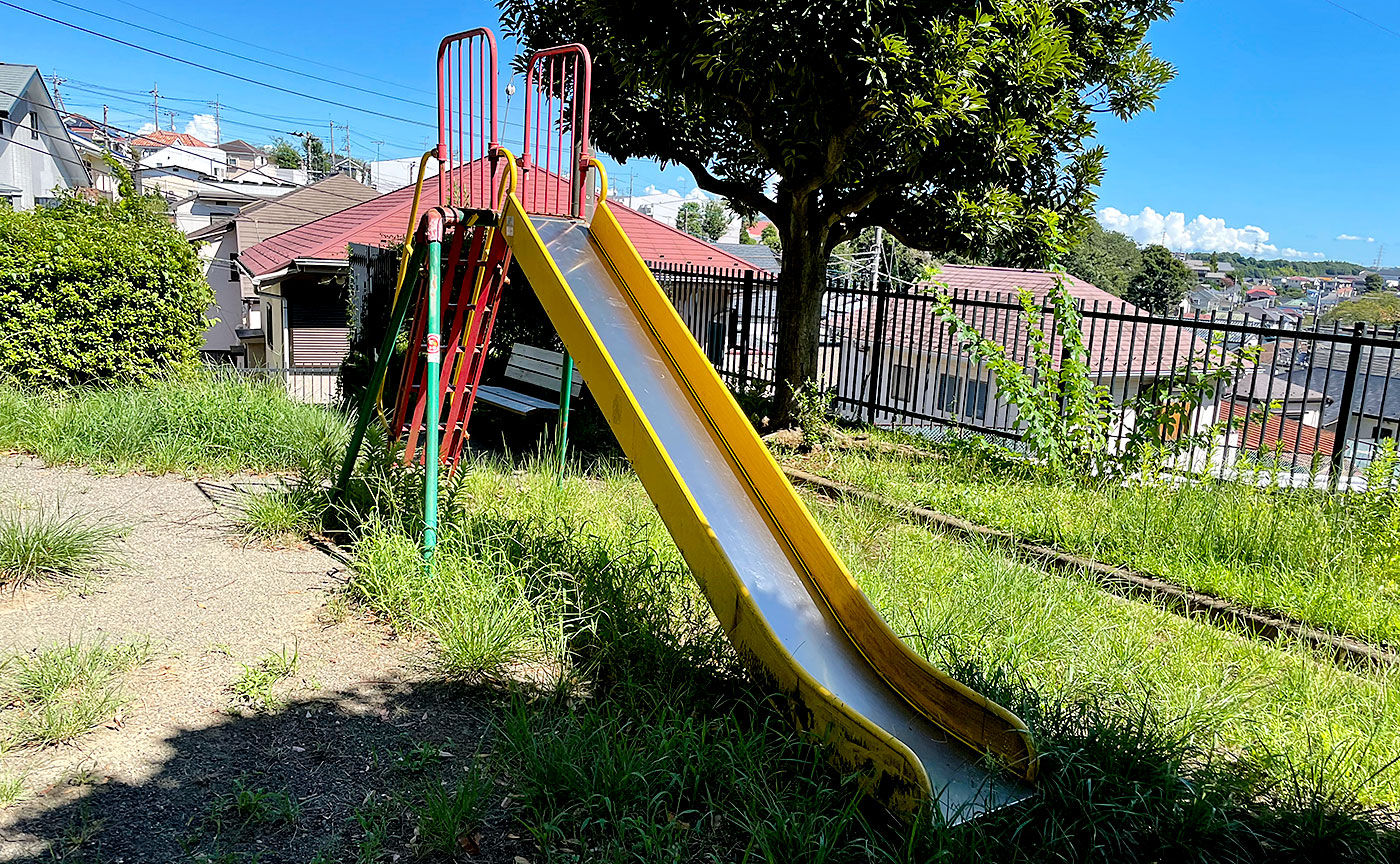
771, 192, 829, 427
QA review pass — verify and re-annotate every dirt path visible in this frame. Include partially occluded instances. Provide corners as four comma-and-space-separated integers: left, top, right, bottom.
0, 458, 522, 863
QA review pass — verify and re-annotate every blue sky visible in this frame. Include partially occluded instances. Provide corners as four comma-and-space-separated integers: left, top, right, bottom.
5, 0, 1397, 263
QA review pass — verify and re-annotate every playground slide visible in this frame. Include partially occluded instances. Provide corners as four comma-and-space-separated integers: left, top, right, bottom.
500, 193, 1037, 820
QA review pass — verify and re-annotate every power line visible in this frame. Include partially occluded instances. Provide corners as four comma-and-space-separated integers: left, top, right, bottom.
34, 0, 436, 112
0, 1, 435, 129
107, 0, 432, 97
1318, 0, 1400, 41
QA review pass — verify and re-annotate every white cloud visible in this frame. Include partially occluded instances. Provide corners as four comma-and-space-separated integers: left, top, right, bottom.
1097, 206, 1323, 260
136, 121, 156, 135
1336, 233, 1364, 241
184, 113, 219, 145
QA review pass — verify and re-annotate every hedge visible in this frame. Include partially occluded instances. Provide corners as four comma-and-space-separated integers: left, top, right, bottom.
0, 194, 214, 385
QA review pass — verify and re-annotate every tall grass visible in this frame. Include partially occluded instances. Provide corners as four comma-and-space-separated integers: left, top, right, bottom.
0, 502, 125, 589
789, 436, 1400, 645
0, 637, 151, 746
333, 455, 1398, 860
0, 373, 348, 476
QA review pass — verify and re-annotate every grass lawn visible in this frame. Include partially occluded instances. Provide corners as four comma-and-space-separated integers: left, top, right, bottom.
325, 455, 1399, 860
781, 432, 1400, 647
0, 373, 348, 476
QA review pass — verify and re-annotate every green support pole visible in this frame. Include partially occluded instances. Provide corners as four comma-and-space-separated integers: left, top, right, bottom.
555, 351, 574, 486
423, 239, 443, 571
334, 244, 427, 498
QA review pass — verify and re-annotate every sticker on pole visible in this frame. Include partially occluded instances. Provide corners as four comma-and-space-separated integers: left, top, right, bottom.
426, 334, 441, 362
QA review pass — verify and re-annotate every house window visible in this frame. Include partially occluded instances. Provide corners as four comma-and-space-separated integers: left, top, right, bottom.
29, 112, 39, 140
887, 363, 914, 403
229, 251, 239, 283
0, 110, 8, 136
936, 373, 989, 421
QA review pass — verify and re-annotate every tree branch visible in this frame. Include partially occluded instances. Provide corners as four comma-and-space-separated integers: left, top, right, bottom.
672, 152, 778, 223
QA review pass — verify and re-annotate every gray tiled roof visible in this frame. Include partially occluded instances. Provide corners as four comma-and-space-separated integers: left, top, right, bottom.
0, 63, 39, 115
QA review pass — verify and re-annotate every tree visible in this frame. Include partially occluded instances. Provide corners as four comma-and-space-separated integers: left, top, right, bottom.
1209, 251, 1219, 273
760, 224, 780, 253
1365, 273, 1385, 294
1323, 294, 1400, 327
500, 0, 1177, 424
675, 199, 729, 242
267, 139, 302, 169
1126, 245, 1193, 315
739, 219, 757, 245
291, 133, 332, 177
1061, 221, 1142, 297
0, 188, 212, 385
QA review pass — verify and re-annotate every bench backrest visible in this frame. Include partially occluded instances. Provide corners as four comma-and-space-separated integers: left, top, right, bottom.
504, 343, 584, 398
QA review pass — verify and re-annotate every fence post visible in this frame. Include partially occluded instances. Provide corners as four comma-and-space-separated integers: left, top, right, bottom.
1329, 322, 1366, 487
739, 270, 754, 387
866, 285, 890, 425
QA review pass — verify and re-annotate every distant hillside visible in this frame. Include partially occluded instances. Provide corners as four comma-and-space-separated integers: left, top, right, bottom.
1184, 252, 1366, 280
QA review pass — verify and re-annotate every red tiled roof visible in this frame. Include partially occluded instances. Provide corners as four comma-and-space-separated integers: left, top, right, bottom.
242, 159, 756, 278
132, 129, 209, 148
1218, 401, 1334, 456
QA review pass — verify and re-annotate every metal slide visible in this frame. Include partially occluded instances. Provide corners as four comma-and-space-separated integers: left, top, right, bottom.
500, 188, 1038, 821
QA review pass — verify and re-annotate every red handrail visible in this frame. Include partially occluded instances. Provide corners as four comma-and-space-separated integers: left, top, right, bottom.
436, 28, 499, 210
520, 43, 592, 218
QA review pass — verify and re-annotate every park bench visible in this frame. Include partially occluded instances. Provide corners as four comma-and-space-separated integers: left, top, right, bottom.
475, 343, 583, 416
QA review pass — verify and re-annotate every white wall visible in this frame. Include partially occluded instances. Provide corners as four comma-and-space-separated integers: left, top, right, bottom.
0, 89, 85, 208
196, 230, 247, 354
139, 144, 227, 179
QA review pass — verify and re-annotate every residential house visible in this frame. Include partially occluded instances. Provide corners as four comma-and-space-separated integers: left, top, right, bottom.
129, 128, 208, 159
713, 242, 780, 274
217, 139, 267, 172
831, 267, 1218, 448
168, 178, 300, 234
0, 63, 90, 208
1287, 342, 1400, 447
134, 142, 231, 199
236, 161, 759, 394
187, 174, 380, 368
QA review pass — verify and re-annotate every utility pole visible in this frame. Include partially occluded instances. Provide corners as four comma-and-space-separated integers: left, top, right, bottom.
150, 82, 159, 129
370, 140, 384, 187
1375, 245, 1385, 271
328, 121, 335, 172
871, 226, 883, 290
46, 75, 67, 112
208, 96, 222, 145
166, 109, 178, 132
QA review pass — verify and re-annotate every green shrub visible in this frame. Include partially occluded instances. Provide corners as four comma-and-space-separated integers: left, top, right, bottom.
0, 191, 213, 385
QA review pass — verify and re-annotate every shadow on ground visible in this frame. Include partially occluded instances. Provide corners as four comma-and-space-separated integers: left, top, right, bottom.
1, 681, 530, 863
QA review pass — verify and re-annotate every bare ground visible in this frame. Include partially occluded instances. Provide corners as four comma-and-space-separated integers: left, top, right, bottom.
0, 457, 528, 863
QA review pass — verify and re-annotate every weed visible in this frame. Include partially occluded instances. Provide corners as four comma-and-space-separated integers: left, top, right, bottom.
227, 644, 299, 713
789, 378, 835, 449
0, 372, 348, 477
238, 488, 324, 542
0, 637, 151, 746
207, 778, 301, 836
0, 773, 22, 807
412, 765, 491, 856
0, 502, 125, 589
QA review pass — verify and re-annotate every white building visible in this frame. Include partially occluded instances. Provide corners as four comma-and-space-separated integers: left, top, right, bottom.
0, 63, 90, 208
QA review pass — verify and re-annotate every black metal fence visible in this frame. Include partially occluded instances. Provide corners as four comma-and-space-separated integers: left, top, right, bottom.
648, 262, 1400, 487
217, 364, 342, 406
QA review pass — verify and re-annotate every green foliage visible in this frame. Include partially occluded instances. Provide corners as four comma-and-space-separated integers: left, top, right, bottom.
1127, 244, 1194, 315
267, 138, 302, 169
1324, 293, 1400, 326
228, 644, 300, 713
0, 193, 213, 386
0, 637, 151, 746
932, 279, 1246, 478
1061, 220, 1142, 297
500, 0, 1178, 420
675, 199, 729, 242
0, 502, 126, 589
0, 373, 347, 476
1365, 273, 1386, 294
411, 766, 492, 856
934, 283, 1111, 477
1202, 251, 1365, 280
759, 223, 780, 253
789, 379, 834, 447
739, 220, 757, 245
